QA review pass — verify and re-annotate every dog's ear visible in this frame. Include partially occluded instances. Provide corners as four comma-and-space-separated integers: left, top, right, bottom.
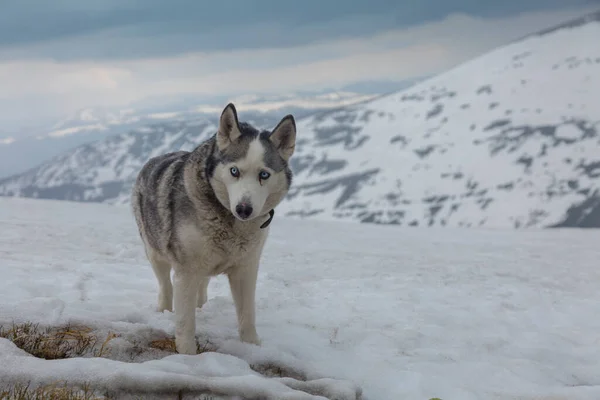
217, 103, 242, 150
269, 114, 296, 161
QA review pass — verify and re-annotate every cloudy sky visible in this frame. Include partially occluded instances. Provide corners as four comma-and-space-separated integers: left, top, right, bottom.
0, 0, 597, 133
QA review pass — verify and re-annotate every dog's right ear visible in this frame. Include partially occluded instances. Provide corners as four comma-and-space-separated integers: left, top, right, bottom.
217, 103, 242, 150
269, 114, 296, 161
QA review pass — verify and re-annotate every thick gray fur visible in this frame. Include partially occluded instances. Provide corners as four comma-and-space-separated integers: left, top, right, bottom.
131, 103, 296, 354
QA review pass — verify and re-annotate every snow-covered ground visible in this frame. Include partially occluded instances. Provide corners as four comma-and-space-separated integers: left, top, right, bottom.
1, 197, 600, 399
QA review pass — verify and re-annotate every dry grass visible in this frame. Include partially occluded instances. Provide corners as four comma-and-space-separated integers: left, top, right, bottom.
148, 335, 217, 355
0, 382, 108, 400
148, 337, 177, 353
0, 322, 317, 399
0, 323, 118, 360
146, 333, 306, 382
0, 321, 204, 362
250, 363, 307, 381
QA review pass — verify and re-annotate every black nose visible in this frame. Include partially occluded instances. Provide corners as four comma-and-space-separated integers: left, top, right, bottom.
235, 203, 253, 220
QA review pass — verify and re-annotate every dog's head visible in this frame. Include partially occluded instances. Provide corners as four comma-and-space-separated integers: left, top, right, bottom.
207, 103, 296, 222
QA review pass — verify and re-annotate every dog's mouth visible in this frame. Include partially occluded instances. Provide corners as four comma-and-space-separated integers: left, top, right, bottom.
231, 207, 273, 228
233, 213, 255, 221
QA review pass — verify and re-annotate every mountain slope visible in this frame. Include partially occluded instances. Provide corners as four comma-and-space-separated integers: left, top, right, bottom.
277, 10, 600, 229
1, 11, 599, 228
0, 91, 376, 179
0, 118, 232, 203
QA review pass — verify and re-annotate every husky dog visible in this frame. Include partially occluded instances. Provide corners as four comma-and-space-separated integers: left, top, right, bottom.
131, 103, 296, 354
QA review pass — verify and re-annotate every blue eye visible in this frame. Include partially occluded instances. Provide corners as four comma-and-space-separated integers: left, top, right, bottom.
230, 167, 239, 177
259, 171, 271, 180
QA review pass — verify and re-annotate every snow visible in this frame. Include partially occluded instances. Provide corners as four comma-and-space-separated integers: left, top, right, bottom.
148, 112, 182, 120
0, 137, 16, 145
47, 123, 107, 138
275, 16, 600, 228
1, 197, 600, 399
1, 340, 356, 399
193, 92, 377, 114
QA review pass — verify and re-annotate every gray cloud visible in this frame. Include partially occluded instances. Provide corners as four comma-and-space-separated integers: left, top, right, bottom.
0, 0, 594, 61
0, 1, 596, 137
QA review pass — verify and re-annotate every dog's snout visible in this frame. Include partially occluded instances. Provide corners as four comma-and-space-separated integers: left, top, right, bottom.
235, 202, 253, 220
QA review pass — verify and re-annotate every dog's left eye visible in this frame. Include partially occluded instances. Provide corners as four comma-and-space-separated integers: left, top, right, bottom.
259, 171, 270, 180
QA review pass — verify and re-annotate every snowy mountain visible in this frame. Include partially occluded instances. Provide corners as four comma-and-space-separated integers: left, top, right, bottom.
0, 91, 376, 179
279, 11, 600, 229
1, 11, 599, 229
42, 91, 378, 141
0, 117, 262, 203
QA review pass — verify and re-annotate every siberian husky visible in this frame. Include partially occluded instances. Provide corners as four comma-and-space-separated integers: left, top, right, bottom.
131, 103, 296, 354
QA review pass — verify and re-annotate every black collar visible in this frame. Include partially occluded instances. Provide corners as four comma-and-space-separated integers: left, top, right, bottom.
260, 209, 275, 229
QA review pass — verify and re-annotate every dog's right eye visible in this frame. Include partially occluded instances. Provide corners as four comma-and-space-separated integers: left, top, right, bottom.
230, 167, 240, 177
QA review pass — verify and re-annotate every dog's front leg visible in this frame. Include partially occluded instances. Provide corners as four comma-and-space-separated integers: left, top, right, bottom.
227, 260, 261, 345
197, 276, 210, 308
173, 267, 200, 354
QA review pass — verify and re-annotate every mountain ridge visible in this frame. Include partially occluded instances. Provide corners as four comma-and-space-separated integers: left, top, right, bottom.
0, 90, 378, 179
276, 10, 600, 228
1, 12, 599, 229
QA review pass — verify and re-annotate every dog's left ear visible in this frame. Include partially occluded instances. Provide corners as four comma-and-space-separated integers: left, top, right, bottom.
217, 103, 242, 151
269, 115, 296, 161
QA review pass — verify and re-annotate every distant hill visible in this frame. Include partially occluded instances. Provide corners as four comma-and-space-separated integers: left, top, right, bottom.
1, 11, 599, 229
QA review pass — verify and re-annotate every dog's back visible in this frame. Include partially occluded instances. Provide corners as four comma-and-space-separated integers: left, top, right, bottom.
131, 150, 192, 255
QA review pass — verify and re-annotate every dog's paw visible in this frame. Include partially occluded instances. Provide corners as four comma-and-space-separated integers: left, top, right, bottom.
176, 337, 197, 355
156, 305, 173, 313
196, 296, 207, 309
240, 329, 261, 346
156, 296, 172, 313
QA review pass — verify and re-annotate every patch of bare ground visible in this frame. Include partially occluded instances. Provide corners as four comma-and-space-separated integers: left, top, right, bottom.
0, 382, 109, 400
0, 322, 114, 359
250, 363, 307, 381
1, 322, 353, 400
0, 322, 218, 363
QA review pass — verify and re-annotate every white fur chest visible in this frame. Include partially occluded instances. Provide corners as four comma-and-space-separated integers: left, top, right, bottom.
175, 219, 268, 275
